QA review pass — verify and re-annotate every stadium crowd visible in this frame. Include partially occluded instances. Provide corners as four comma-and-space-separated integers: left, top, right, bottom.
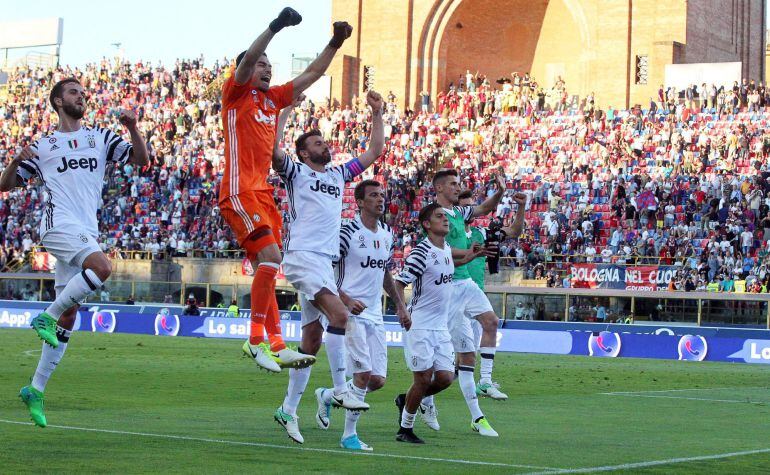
2, 59, 770, 293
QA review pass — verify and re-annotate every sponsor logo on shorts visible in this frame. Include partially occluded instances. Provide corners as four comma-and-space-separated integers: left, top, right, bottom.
588, 331, 621, 357
252, 213, 261, 223
78, 233, 89, 243
678, 334, 707, 361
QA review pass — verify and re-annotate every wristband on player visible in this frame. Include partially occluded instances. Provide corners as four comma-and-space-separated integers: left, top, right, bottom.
344, 157, 365, 178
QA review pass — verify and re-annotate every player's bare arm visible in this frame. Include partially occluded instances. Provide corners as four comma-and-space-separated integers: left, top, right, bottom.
118, 110, 149, 167
501, 192, 527, 238
453, 242, 486, 266
291, 21, 352, 98
471, 174, 507, 218
272, 94, 304, 171
393, 280, 412, 330
354, 91, 385, 169
383, 271, 410, 330
339, 289, 366, 315
0, 146, 34, 192
235, 7, 302, 85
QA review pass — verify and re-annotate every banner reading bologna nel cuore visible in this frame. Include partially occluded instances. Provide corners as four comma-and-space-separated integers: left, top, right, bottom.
570, 264, 679, 291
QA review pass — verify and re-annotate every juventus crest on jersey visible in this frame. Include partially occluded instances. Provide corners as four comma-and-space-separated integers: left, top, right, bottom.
335, 216, 394, 324
395, 238, 455, 331
17, 127, 132, 238
276, 152, 359, 258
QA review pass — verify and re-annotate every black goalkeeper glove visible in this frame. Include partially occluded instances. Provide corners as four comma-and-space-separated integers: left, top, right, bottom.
269, 7, 302, 33
329, 21, 353, 48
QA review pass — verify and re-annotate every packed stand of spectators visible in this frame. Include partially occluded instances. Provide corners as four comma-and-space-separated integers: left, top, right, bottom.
2, 59, 770, 293
1, 58, 239, 263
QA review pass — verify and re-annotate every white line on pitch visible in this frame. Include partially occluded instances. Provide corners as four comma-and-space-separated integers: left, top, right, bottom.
521, 447, 770, 474
0, 419, 559, 471
602, 386, 767, 395
601, 393, 765, 404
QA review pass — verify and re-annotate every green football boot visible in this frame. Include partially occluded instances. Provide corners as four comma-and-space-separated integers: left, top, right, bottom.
31, 312, 59, 348
19, 386, 47, 428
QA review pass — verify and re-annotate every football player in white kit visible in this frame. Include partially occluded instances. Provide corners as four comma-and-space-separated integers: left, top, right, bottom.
0, 78, 149, 427
270, 90, 385, 442
309, 179, 410, 451
393, 203, 485, 444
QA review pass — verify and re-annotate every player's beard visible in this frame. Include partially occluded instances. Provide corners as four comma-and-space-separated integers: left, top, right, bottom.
308, 150, 332, 166
62, 103, 85, 120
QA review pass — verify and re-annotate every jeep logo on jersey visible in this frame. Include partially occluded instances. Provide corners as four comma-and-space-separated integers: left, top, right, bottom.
361, 256, 387, 269
309, 180, 341, 198
434, 273, 453, 285
56, 156, 98, 173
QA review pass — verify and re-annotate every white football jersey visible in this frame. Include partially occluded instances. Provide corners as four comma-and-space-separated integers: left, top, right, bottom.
395, 238, 455, 331
277, 153, 360, 258
17, 127, 132, 238
335, 215, 393, 324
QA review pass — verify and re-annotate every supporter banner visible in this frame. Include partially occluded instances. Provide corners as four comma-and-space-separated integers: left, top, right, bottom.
570, 264, 678, 291
31, 251, 56, 271
3, 300, 770, 364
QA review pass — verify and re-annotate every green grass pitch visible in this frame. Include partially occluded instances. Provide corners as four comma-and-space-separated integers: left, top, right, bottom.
1, 328, 770, 474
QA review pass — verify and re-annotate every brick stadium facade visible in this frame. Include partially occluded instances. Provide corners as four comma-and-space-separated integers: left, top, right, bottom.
328, 0, 766, 110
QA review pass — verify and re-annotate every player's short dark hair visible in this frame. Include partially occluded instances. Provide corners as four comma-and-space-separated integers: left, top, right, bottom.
49, 77, 81, 111
418, 202, 442, 231
432, 168, 458, 187
235, 50, 267, 68
295, 129, 322, 161
458, 190, 473, 201
354, 179, 382, 201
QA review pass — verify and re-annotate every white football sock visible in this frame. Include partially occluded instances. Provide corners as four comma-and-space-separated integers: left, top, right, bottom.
325, 326, 348, 394
479, 347, 496, 385
458, 365, 484, 421
282, 366, 312, 416
46, 269, 102, 319
400, 409, 416, 429
31, 326, 71, 392
343, 382, 367, 439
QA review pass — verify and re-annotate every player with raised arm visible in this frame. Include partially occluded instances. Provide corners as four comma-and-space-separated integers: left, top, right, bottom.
393, 203, 485, 444
311, 179, 410, 451
219, 6, 354, 372
270, 90, 385, 442
423, 169, 513, 437
0, 78, 149, 427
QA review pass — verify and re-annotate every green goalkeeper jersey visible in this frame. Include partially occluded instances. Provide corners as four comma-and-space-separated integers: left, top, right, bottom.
443, 206, 475, 281
467, 226, 487, 290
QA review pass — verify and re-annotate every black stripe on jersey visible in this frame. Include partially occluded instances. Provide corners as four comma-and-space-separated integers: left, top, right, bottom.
106, 139, 121, 162
18, 162, 36, 175
116, 146, 131, 164
336, 258, 346, 288
286, 179, 297, 221
409, 255, 427, 269
402, 265, 423, 279
411, 276, 423, 307
339, 236, 350, 256
103, 129, 113, 145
